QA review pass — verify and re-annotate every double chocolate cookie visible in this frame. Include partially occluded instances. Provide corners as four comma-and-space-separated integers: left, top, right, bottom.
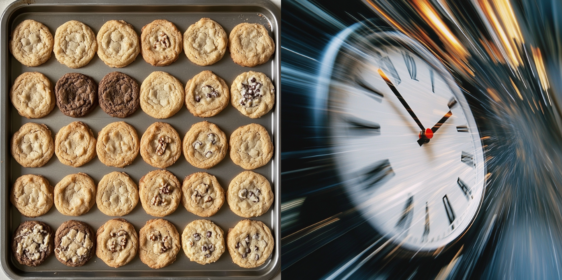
55, 73, 97, 117
54, 220, 96, 267
99, 72, 140, 118
12, 221, 54, 266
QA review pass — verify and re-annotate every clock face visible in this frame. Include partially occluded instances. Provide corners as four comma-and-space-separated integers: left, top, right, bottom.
326, 33, 486, 251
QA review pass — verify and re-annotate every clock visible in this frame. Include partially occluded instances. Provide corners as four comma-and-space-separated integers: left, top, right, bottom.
315, 26, 486, 252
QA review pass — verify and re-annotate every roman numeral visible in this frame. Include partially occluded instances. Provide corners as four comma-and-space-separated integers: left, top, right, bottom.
443, 195, 456, 229
457, 178, 473, 200
456, 125, 469, 133
380, 56, 401, 85
461, 151, 474, 167
430, 69, 435, 93
448, 97, 458, 109
359, 159, 394, 190
346, 117, 380, 135
422, 202, 430, 240
396, 195, 414, 230
402, 52, 418, 81
356, 79, 384, 101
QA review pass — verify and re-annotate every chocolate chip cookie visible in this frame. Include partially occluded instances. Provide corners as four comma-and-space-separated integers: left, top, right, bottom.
12, 221, 54, 267
183, 121, 228, 169
181, 219, 225, 265
227, 171, 273, 218
141, 19, 182, 66
227, 220, 273, 268
11, 174, 54, 218
229, 23, 275, 67
96, 121, 139, 168
55, 121, 96, 167
140, 122, 181, 168
10, 19, 53, 67
96, 218, 138, 268
139, 170, 181, 217
97, 20, 140, 68
54, 220, 96, 267
54, 20, 97, 68
98, 72, 140, 118
11, 122, 54, 168
140, 71, 184, 119
139, 219, 181, 269
183, 18, 227, 66
181, 172, 225, 217
185, 70, 229, 118
11, 72, 55, 119
231, 71, 275, 118
55, 73, 98, 118
97, 172, 139, 217
230, 123, 273, 170
54, 173, 96, 216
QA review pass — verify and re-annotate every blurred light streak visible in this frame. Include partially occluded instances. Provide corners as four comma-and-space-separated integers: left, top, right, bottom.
531, 46, 550, 92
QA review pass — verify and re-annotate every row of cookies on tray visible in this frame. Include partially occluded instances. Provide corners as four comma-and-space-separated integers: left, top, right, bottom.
13, 218, 273, 269
12, 121, 273, 170
11, 70, 274, 119
12, 170, 273, 218
10, 18, 274, 68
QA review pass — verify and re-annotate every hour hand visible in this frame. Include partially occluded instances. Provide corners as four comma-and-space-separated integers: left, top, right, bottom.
416, 110, 453, 146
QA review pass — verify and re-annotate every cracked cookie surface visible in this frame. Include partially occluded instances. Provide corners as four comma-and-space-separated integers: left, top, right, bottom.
54, 173, 96, 216
228, 171, 273, 218
11, 122, 54, 168
55, 121, 96, 167
141, 20, 182, 66
96, 218, 138, 268
54, 20, 97, 68
54, 220, 95, 267
10, 19, 53, 67
231, 71, 275, 119
140, 71, 184, 119
140, 122, 181, 168
99, 72, 140, 118
12, 221, 53, 266
11, 174, 53, 218
139, 219, 181, 269
97, 20, 140, 68
185, 70, 229, 118
227, 220, 273, 268
139, 170, 181, 217
97, 172, 139, 217
182, 219, 225, 265
230, 123, 273, 170
11, 72, 55, 119
181, 172, 224, 217
55, 72, 98, 118
183, 18, 227, 66
96, 121, 139, 168
183, 121, 227, 169
229, 23, 274, 67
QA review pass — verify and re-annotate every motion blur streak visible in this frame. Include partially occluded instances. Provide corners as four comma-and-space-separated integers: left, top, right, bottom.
281, 0, 562, 279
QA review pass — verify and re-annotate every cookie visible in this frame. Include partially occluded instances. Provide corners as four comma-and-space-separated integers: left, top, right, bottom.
96, 218, 138, 268
183, 18, 227, 66
55, 121, 96, 167
231, 71, 275, 118
139, 170, 181, 217
54, 20, 97, 68
141, 19, 182, 66
185, 71, 229, 118
227, 220, 273, 268
96, 121, 139, 168
181, 219, 225, 265
183, 121, 228, 169
140, 71, 184, 119
55, 73, 98, 118
140, 122, 181, 168
54, 173, 96, 216
99, 72, 140, 118
230, 123, 273, 170
12, 221, 54, 267
139, 219, 181, 269
181, 172, 225, 217
10, 19, 53, 67
97, 172, 139, 217
228, 171, 273, 218
54, 220, 96, 267
229, 23, 275, 67
97, 20, 140, 68
11, 72, 55, 119
10, 174, 54, 217
11, 122, 54, 168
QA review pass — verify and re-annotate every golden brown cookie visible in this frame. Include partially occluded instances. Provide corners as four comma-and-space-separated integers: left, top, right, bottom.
97, 20, 140, 68
181, 219, 225, 265
10, 19, 53, 67
183, 121, 228, 169
140, 122, 182, 168
139, 170, 181, 217
227, 220, 274, 268
54, 173, 96, 216
96, 121, 139, 168
181, 172, 224, 217
183, 18, 227, 66
54, 20, 97, 68
11, 72, 55, 119
229, 123, 273, 170
139, 219, 181, 269
11, 122, 54, 168
227, 171, 273, 218
96, 218, 138, 268
54, 220, 96, 267
97, 172, 139, 217
141, 19, 182, 66
55, 121, 96, 167
231, 71, 275, 118
10, 174, 54, 217
140, 71, 185, 119
185, 70, 229, 118
229, 23, 275, 67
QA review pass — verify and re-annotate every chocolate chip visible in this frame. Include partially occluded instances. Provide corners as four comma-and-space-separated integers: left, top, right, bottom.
251, 78, 256, 83
205, 196, 213, 203
207, 231, 212, 238
239, 189, 248, 198
149, 232, 161, 241
255, 254, 260, 260
235, 242, 240, 249
205, 254, 211, 258
160, 246, 168, 253
207, 133, 216, 144
253, 233, 259, 240
195, 95, 201, 102
245, 235, 250, 244
193, 141, 202, 149
209, 244, 215, 252
193, 233, 200, 241
205, 151, 213, 158
255, 246, 259, 251
245, 248, 251, 253
202, 245, 208, 252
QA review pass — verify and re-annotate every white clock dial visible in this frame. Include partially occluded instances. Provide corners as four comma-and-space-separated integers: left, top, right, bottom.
326, 33, 486, 251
